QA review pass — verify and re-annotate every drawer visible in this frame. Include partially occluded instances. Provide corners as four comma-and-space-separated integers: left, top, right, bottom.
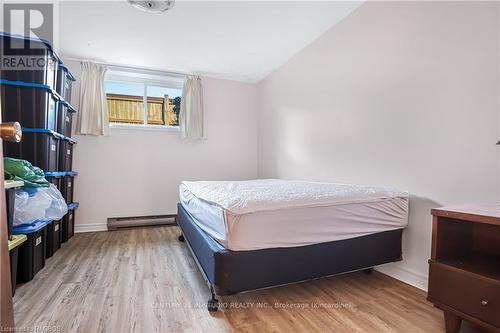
428, 261, 500, 327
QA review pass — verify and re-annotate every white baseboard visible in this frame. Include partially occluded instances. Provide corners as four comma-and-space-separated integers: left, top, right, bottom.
75, 223, 108, 233
375, 263, 428, 291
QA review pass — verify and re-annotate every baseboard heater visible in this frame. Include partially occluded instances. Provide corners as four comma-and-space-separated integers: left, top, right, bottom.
107, 214, 177, 230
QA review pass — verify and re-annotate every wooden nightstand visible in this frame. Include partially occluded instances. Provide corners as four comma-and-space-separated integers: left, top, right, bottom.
428, 204, 500, 333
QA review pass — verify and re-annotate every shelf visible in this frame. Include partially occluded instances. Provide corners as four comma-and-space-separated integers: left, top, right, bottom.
4, 180, 24, 189
438, 253, 500, 282
8, 234, 27, 251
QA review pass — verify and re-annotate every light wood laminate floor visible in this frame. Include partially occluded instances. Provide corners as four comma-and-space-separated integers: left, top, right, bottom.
13, 226, 483, 333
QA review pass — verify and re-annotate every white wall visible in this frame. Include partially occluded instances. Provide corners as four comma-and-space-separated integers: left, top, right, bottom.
257, 1, 500, 290
62, 1, 499, 290
59, 1, 361, 83
64, 60, 258, 232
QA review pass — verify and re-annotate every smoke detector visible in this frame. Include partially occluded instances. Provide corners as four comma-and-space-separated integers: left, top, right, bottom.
128, 1, 175, 14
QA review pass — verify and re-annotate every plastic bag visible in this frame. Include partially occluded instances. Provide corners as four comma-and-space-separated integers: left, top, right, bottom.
13, 184, 68, 226
44, 185, 69, 221
13, 191, 48, 225
4, 157, 49, 188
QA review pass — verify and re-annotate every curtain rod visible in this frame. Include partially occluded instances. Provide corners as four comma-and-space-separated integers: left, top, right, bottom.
62, 57, 190, 78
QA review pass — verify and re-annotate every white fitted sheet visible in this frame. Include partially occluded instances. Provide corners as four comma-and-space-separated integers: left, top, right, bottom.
179, 180, 409, 251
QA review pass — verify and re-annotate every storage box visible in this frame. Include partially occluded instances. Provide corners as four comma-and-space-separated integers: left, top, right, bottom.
45, 219, 61, 258
4, 180, 24, 239
5, 187, 15, 238
45, 174, 62, 192
45, 171, 77, 204
0, 80, 60, 131
62, 203, 78, 243
4, 128, 60, 172
56, 64, 75, 102
59, 137, 76, 171
12, 220, 48, 283
61, 173, 76, 204
8, 234, 27, 295
0, 32, 60, 90
57, 102, 76, 138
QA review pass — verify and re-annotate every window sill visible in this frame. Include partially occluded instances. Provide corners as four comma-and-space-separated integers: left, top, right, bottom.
109, 123, 180, 132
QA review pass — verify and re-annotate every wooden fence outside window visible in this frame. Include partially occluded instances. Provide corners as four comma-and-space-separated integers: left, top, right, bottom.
106, 93, 179, 126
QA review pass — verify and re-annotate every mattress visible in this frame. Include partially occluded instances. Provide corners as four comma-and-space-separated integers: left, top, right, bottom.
179, 179, 409, 251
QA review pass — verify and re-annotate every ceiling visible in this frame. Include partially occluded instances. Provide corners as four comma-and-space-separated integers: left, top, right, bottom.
59, 1, 362, 83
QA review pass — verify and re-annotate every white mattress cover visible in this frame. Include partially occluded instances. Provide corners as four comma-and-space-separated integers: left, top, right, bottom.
180, 179, 409, 251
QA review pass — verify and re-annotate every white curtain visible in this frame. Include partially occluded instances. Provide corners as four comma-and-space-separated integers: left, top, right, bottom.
179, 76, 204, 139
77, 61, 110, 136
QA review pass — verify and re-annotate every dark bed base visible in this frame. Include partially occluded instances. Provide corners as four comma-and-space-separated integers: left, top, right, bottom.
176, 203, 403, 311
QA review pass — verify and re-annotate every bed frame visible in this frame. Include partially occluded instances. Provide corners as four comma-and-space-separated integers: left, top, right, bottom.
176, 203, 403, 311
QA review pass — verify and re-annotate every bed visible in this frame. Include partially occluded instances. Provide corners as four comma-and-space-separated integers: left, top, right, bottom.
176, 179, 409, 311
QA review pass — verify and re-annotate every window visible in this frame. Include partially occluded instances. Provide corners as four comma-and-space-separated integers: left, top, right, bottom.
104, 68, 183, 128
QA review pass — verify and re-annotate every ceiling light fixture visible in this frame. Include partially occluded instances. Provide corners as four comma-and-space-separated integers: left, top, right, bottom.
128, 0, 175, 14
